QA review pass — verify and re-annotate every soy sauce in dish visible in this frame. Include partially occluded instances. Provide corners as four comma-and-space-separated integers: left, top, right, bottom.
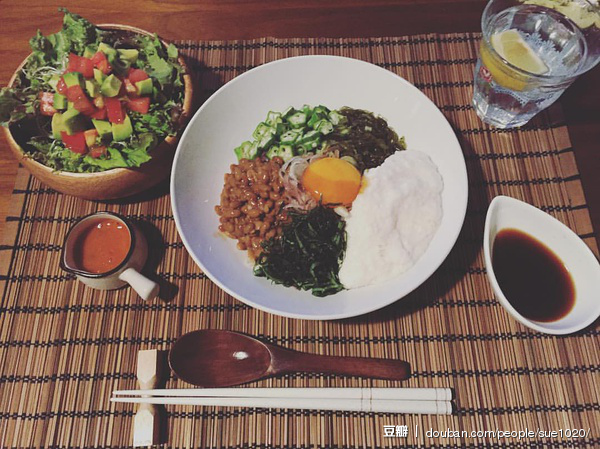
492, 228, 575, 322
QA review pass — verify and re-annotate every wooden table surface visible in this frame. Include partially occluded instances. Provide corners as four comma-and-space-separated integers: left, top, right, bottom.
1, 0, 599, 238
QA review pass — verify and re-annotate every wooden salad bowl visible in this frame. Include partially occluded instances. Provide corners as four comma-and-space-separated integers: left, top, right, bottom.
3, 24, 194, 201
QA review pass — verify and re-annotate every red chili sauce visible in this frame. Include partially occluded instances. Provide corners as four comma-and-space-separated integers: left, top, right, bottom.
72, 218, 131, 274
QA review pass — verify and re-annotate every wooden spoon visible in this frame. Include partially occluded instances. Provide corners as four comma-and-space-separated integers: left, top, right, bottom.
168, 330, 410, 387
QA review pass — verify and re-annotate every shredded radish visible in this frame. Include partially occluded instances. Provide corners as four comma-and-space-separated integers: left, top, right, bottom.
279, 154, 320, 211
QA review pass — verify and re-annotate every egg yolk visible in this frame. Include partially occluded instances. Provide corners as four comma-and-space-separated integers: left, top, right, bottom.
301, 158, 362, 206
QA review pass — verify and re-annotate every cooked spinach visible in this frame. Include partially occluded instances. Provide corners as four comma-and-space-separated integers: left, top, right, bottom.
253, 206, 346, 297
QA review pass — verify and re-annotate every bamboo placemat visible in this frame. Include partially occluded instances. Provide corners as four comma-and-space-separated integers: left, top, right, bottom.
1, 33, 599, 449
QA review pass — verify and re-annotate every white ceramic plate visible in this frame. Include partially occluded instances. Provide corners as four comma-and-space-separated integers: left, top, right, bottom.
171, 55, 468, 320
484, 196, 600, 334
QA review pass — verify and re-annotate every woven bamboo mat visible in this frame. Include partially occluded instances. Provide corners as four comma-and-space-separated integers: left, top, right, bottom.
1, 33, 599, 449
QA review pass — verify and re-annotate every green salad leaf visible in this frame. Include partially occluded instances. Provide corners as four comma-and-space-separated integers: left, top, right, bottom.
122, 133, 156, 166
28, 137, 88, 172
130, 104, 178, 137
147, 54, 173, 84
167, 43, 178, 59
60, 8, 98, 55
83, 147, 128, 170
22, 9, 98, 90
0, 88, 36, 126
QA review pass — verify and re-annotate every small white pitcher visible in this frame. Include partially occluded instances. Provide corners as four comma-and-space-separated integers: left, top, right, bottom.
61, 212, 159, 301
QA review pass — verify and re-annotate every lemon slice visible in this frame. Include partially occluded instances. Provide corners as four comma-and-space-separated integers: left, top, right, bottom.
491, 29, 549, 75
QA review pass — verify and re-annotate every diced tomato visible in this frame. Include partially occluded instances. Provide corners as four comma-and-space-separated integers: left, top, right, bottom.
56, 77, 68, 95
66, 53, 82, 73
125, 97, 150, 114
66, 85, 86, 102
128, 68, 149, 84
40, 103, 57, 116
65, 53, 94, 78
92, 51, 106, 67
105, 97, 125, 124
65, 85, 94, 114
61, 131, 87, 154
91, 51, 112, 74
90, 107, 107, 120
91, 51, 104, 66
116, 76, 128, 97
75, 97, 97, 115
40, 92, 54, 104
39, 92, 57, 116
123, 78, 138, 96
89, 145, 107, 159
79, 57, 95, 78
96, 59, 111, 75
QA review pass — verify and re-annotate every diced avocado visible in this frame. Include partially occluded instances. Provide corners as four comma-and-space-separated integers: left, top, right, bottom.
83, 46, 96, 59
63, 71, 82, 88
117, 48, 139, 63
51, 109, 84, 139
51, 113, 64, 139
93, 68, 106, 85
53, 93, 68, 110
84, 129, 99, 147
100, 74, 122, 97
135, 78, 153, 96
48, 75, 61, 91
67, 101, 75, 110
111, 115, 133, 141
92, 119, 113, 141
62, 107, 81, 127
94, 96, 105, 109
98, 42, 117, 60
85, 80, 100, 98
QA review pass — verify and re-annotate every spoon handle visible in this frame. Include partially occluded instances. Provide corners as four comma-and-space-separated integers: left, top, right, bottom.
273, 349, 410, 381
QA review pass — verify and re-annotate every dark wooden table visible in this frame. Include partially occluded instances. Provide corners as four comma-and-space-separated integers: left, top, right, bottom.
1, 0, 598, 238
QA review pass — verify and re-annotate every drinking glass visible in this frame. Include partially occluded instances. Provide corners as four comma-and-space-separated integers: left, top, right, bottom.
472, 0, 600, 128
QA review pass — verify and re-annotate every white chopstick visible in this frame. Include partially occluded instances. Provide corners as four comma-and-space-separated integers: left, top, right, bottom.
111, 396, 453, 415
113, 387, 452, 401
